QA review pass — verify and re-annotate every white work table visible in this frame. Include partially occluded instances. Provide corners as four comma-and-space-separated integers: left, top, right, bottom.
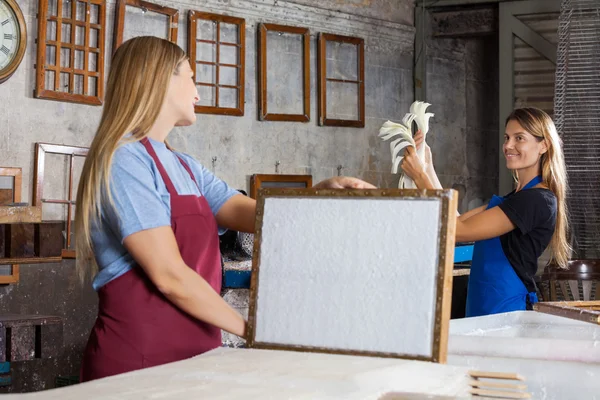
448, 311, 600, 399
4, 348, 472, 399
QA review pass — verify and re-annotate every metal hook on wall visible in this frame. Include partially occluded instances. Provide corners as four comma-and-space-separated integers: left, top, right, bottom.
275, 161, 281, 174
337, 165, 343, 176
212, 156, 218, 171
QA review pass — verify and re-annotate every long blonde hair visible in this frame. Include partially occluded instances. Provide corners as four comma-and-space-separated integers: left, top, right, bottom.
75, 36, 187, 281
506, 107, 571, 268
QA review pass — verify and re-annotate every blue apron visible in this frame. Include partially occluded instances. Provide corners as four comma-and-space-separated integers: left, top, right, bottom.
465, 176, 542, 317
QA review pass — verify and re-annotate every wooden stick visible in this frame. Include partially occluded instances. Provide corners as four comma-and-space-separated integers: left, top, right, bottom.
470, 388, 531, 399
544, 300, 600, 307
469, 370, 525, 381
0, 256, 62, 264
469, 380, 527, 390
534, 303, 600, 325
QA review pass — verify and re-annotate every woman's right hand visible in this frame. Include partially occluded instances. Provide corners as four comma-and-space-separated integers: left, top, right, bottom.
414, 130, 433, 170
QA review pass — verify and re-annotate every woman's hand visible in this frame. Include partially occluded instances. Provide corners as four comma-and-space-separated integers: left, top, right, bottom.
313, 176, 377, 189
414, 130, 433, 170
401, 146, 427, 183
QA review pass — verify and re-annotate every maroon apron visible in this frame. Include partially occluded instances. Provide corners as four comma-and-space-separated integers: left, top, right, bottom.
80, 138, 222, 381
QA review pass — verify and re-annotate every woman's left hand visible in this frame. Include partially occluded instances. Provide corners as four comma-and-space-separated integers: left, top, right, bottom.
313, 176, 377, 189
401, 146, 427, 182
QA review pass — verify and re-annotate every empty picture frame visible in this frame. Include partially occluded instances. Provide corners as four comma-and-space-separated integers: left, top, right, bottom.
188, 11, 245, 116
247, 188, 458, 363
35, 0, 106, 105
33, 143, 89, 259
249, 174, 312, 199
113, 0, 179, 51
318, 33, 365, 127
258, 23, 310, 122
534, 301, 600, 325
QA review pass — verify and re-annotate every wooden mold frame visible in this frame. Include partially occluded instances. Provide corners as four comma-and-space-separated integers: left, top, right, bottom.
35, 0, 106, 105
258, 23, 310, 122
0, 168, 23, 284
534, 301, 600, 325
32, 143, 89, 259
246, 188, 458, 363
317, 33, 365, 128
188, 11, 245, 116
113, 0, 178, 51
249, 174, 312, 200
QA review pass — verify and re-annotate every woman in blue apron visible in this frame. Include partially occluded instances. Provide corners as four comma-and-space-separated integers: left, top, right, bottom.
401, 107, 570, 317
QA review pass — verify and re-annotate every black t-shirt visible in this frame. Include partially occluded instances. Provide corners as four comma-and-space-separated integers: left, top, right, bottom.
498, 188, 557, 292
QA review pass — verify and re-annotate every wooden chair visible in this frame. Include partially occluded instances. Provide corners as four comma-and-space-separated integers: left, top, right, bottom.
537, 260, 600, 301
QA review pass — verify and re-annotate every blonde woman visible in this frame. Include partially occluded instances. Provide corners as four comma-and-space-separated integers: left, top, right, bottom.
401, 107, 570, 317
76, 36, 374, 381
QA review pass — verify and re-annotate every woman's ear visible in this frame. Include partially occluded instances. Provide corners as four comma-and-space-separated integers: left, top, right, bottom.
540, 139, 549, 155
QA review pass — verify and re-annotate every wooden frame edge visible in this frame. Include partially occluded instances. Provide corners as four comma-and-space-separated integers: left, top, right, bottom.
247, 188, 457, 363
34, 0, 105, 104
0, 167, 22, 205
32, 142, 89, 258
317, 33, 365, 128
34, 0, 49, 99
434, 190, 457, 363
534, 301, 600, 325
258, 23, 310, 122
249, 174, 312, 200
0, 265, 19, 284
0, 167, 24, 284
113, 0, 179, 53
33, 142, 89, 207
189, 10, 245, 116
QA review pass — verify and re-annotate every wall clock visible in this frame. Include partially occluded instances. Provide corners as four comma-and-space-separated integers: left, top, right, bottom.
0, 0, 26, 83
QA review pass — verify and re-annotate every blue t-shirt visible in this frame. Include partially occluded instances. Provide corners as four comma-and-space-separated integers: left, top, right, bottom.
91, 137, 238, 291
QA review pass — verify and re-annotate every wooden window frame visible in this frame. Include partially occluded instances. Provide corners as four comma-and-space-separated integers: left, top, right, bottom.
317, 33, 365, 128
0, 167, 23, 284
258, 23, 310, 122
249, 174, 312, 200
188, 11, 245, 116
113, 0, 179, 51
32, 143, 89, 259
35, 0, 106, 105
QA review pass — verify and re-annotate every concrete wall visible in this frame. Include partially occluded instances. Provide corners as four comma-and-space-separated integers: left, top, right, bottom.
0, 0, 415, 392
423, 5, 499, 213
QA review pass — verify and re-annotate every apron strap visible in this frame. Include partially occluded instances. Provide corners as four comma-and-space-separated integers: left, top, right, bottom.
174, 154, 200, 189
522, 175, 543, 190
140, 138, 178, 196
140, 138, 201, 195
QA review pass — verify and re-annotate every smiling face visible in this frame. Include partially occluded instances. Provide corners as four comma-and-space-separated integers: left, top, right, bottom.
163, 60, 199, 127
503, 119, 548, 172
